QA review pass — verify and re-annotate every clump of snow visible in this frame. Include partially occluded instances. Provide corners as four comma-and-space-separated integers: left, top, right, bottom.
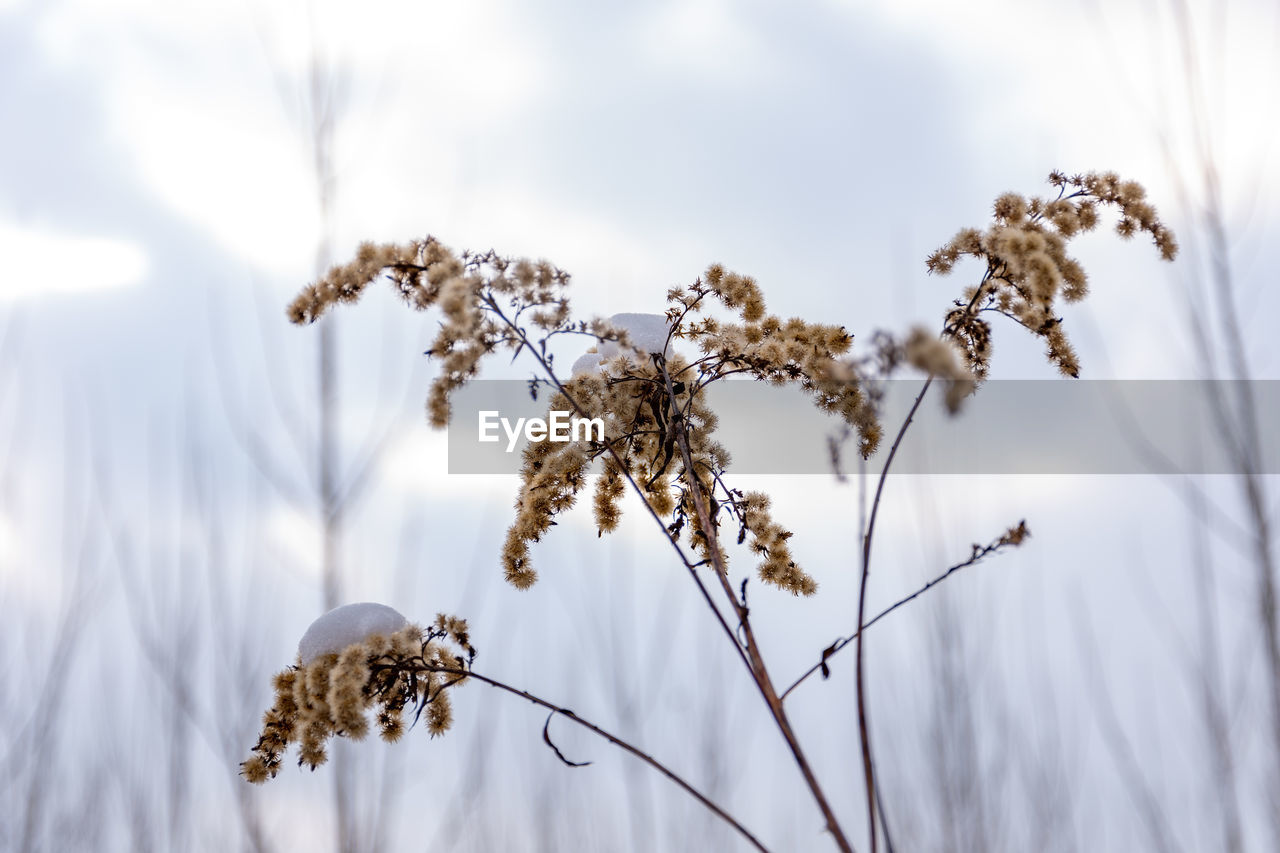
571, 313, 672, 376
570, 351, 604, 376
298, 602, 409, 664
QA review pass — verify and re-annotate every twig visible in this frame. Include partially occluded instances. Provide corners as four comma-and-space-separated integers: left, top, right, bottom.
427, 665, 771, 853
542, 712, 590, 767
657, 357, 856, 853
854, 375, 934, 852
474, 303, 781, 848
781, 531, 1024, 701
483, 297, 754, 678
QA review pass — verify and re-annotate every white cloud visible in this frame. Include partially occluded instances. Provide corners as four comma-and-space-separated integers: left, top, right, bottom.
111, 86, 320, 277
0, 512, 19, 570
826, 0, 1279, 195
265, 504, 325, 575
27, 0, 551, 277
0, 221, 148, 300
251, 0, 548, 115
377, 426, 513, 501
636, 0, 778, 84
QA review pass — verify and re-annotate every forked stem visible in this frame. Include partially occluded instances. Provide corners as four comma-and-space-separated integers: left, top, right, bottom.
657, 357, 856, 853
425, 665, 770, 853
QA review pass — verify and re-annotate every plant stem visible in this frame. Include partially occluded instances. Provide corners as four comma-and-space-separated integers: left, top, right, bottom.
429, 665, 771, 853
855, 375, 933, 853
781, 531, 1014, 701
492, 308, 853, 850
487, 298, 754, 677
658, 358, 856, 853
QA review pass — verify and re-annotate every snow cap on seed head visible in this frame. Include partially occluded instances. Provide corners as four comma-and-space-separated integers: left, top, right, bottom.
297, 602, 409, 664
571, 313, 672, 376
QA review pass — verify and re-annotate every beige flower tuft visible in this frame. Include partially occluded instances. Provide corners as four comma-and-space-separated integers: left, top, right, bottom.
930, 171, 1177, 378
284, 172, 1175, 598
242, 615, 475, 783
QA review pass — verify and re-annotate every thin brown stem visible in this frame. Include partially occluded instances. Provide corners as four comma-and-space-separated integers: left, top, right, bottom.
656, 358, 856, 853
419, 665, 770, 852
855, 374, 933, 853
483, 298, 753, 677
781, 530, 1022, 702
483, 301, 851, 851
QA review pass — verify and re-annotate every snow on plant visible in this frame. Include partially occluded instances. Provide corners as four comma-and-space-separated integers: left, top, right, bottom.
296, 602, 409, 664
242, 609, 475, 783
245, 171, 1176, 853
570, 312, 672, 376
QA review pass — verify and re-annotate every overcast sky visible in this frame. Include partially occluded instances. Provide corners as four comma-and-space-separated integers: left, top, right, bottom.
2, 0, 1278, 849
2, 0, 1274, 588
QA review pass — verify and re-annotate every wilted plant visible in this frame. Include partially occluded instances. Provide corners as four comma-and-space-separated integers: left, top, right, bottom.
245, 171, 1175, 853
241, 613, 474, 784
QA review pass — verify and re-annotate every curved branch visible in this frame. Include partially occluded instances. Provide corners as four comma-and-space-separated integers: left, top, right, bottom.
781, 529, 1024, 701
432, 665, 770, 853
853, 375, 933, 853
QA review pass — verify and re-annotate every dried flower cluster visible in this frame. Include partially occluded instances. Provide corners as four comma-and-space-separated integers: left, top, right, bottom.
739, 491, 812, 594
498, 263, 888, 598
284, 171, 1175, 598
241, 615, 475, 783
503, 342, 821, 595
673, 265, 882, 457
290, 237, 874, 597
901, 327, 975, 413
997, 519, 1030, 547
927, 171, 1178, 378
288, 238, 574, 427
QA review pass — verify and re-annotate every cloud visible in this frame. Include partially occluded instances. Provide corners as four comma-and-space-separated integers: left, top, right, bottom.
0, 512, 19, 572
377, 425, 514, 501
635, 0, 778, 84
25, 0, 552, 277
109, 85, 320, 277
264, 504, 325, 576
0, 220, 148, 300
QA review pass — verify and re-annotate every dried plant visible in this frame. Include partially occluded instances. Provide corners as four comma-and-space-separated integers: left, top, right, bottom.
247, 171, 1176, 853
929, 171, 1176, 378
242, 616, 475, 783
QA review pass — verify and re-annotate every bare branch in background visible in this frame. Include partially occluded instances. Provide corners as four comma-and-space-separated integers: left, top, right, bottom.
1076, 606, 1184, 853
